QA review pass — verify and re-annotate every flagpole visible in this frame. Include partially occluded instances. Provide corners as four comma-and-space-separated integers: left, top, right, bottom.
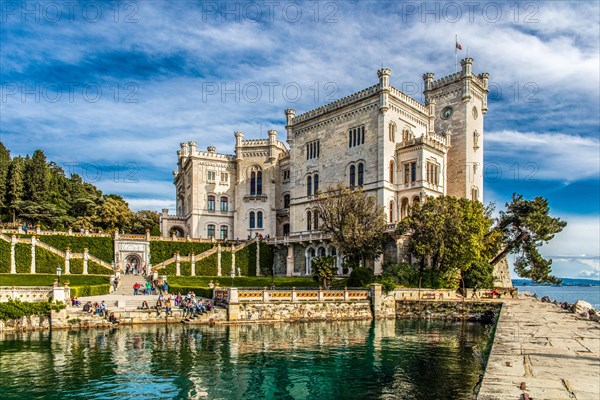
455, 34, 458, 73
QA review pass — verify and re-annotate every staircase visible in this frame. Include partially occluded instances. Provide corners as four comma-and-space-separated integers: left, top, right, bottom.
113, 274, 150, 296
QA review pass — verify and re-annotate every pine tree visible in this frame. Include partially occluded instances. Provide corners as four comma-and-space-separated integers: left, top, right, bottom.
7, 156, 25, 224
0, 142, 11, 211
26, 149, 50, 204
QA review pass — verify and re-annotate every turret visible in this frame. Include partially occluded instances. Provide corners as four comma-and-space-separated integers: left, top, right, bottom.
188, 141, 197, 155
284, 109, 296, 143
422, 72, 435, 104
180, 142, 189, 157
234, 131, 244, 160
268, 130, 277, 161
460, 58, 474, 102
377, 68, 391, 113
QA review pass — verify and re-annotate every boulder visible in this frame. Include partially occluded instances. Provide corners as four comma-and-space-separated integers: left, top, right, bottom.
570, 300, 593, 318
541, 296, 552, 303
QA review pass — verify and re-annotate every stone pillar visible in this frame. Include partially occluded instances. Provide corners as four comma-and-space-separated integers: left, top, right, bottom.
65, 247, 71, 275
190, 253, 196, 276
291, 287, 297, 303
145, 229, 151, 241
52, 285, 68, 304
171, 232, 176, 241
175, 251, 181, 276
344, 287, 349, 301
286, 245, 294, 276
374, 257, 383, 275
370, 283, 383, 320
255, 239, 260, 276
10, 235, 16, 274
35, 224, 41, 235
83, 248, 89, 275
227, 287, 239, 321
68, 227, 73, 235
230, 245, 235, 277
263, 287, 269, 303
30, 236, 36, 274
217, 244, 222, 276
84, 229, 89, 236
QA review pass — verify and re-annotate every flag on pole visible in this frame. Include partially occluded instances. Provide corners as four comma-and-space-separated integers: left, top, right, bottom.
456, 38, 462, 50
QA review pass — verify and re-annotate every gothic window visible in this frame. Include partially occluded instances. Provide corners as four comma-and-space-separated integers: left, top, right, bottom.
207, 195, 215, 211
257, 171, 263, 195
349, 165, 356, 187
283, 194, 290, 208
207, 224, 215, 238
313, 174, 319, 193
257, 211, 263, 228
250, 171, 256, 195
307, 210, 312, 231
220, 196, 228, 212
221, 172, 228, 183
358, 163, 364, 186
207, 171, 216, 182
220, 225, 228, 240
306, 140, 320, 160
410, 162, 417, 182
282, 169, 290, 181
471, 187, 479, 202
313, 209, 319, 230
389, 123, 396, 142
318, 247, 326, 257
389, 160, 395, 183
283, 223, 290, 236
404, 163, 410, 183
249, 211, 255, 229
348, 126, 365, 148
389, 201, 394, 222
307, 175, 312, 196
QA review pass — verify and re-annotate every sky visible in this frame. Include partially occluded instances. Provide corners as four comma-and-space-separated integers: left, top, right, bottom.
0, 0, 598, 279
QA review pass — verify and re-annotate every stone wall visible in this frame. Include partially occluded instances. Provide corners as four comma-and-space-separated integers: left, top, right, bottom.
234, 301, 372, 322
396, 301, 501, 323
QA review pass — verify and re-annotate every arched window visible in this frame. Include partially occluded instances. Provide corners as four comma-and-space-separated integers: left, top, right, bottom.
348, 131, 352, 148
389, 201, 394, 222
220, 225, 228, 240
220, 196, 228, 212
283, 194, 290, 208
207, 195, 215, 211
249, 211, 255, 229
283, 223, 290, 236
306, 210, 312, 231
358, 163, 364, 186
313, 209, 319, 230
307, 175, 312, 196
472, 187, 479, 201
318, 247, 326, 257
389, 123, 396, 142
401, 198, 409, 219
349, 165, 356, 187
256, 171, 262, 195
250, 171, 256, 195
389, 160, 394, 183
313, 174, 319, 193
257, 211, 263, 228
207, 224, 215, 238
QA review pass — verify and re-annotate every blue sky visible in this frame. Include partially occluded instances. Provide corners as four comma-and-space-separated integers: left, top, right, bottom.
1, 1, 598, 279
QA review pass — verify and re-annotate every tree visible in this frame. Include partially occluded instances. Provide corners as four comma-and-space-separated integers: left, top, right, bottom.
315, 184, 387, 267
0, 142, 11, 210
7, 156, 25, 224
130, 210, 160, 234
94, 196, 134, 231
397, 196, 501, 289
25, 150, 49, 203
311, 256, 337, 289
492, 194, 567, 284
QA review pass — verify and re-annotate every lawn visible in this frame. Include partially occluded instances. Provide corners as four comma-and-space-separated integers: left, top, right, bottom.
0, 274, 110, 287
168, 276, 349, 289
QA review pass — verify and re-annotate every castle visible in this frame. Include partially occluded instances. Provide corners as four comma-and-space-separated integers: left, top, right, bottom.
161, 58, 489, 277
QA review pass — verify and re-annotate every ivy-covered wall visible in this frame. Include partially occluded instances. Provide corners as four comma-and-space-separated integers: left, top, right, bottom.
221, 251, 233, 275
149, 241, 213, 264
235, 242, 257, 276
87, 259, 112, 275
259, 242, 274, 276
0, 240, 10, 273
15, 243, 32, 273
36, 235, 114, 263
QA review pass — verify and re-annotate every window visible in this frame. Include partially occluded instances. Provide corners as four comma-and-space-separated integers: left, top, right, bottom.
283, 194, 290, 208
404, 163, 410, 183
207, 224, 215, 238
313, 174, 319, 193
257, 171, 262, 195
207, 171, 216, 182
307, 175, 312, 196
389, 123, 396, 142
389, 201, 394, 222
411, 162, 417, 182
306, 210, 312, 230
283, 223, 290, 236
250, 171, 256, 195
306, 140, 320, 160
220, 196, 228, 212
207, 195, 215, 211
249, 211, 255, 229
349, 165, 356, 187
313, 209, 319, 230
472, 187, 479, 201
348, 126, 365, 148
282, 169, 290, 181
221, 172, 229, 183
257, 211, 263, 228
389, 160, 394, 183
318, 247, 326, 257
220, 225, 228, 240
426, 162, 439, 185
357, 163, 364, 186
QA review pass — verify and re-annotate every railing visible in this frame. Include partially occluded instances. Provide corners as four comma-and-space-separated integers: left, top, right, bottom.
213, 287, 370, 304
0, 286, 53, 303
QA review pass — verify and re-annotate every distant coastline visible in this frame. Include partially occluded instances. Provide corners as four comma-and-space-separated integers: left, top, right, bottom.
513, 279, 600, 310
512, 278, 600, 287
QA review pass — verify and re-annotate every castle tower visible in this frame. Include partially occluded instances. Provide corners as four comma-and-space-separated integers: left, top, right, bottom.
423, 58, 489, 201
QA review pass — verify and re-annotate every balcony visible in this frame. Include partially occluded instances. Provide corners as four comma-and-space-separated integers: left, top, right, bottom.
243, 195, 268, 202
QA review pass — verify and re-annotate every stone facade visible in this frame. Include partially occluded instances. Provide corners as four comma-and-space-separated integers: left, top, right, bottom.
161, 59, 491, 277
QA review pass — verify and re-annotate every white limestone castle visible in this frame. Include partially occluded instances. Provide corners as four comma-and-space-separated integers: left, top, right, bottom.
161, 58, 490, 276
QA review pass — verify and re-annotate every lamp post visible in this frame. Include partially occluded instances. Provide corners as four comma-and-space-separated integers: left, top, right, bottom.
57, 266, 62, 285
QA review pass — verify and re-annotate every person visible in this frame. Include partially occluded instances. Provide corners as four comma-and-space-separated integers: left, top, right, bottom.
155, 299, 163, 316
492, 288, 500, 298
145, 280, 152, 295
139, 300, 149, 310
71, 296, 80, 306
108, 313, 119, 324
113, 277, 119, 291
471, 285, 478, 299
133, 282, 141, 295
165, 298, 172, 317
99, 300, 108, 317
83, 301, 92, 313
205, 300, 213, 312
175, 293, 182, 307
163, 281, 169, 294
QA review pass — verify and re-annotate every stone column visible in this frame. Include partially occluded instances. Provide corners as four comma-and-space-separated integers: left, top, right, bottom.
227, 287, 239, 321
83, 248, 89, 275
344, 287, 349, 301
68, 227, 73, 235
35, 224, 41, 235
217, 244, 222, 276
30, 236, 36, 274
175, 251, 181, 276
52, 285, 68, 304
263, 287, 269, 303
145, 229, 151, 241
190, 253, 196, 276
370, 283, 383, 320
255, 239, 261, 276
374, 258, 383, 275
65, 247, 71, 275
291, 287, 297, 303
10, 235, 17, 274
286, 245, 294, 276
230, 245, 235, 277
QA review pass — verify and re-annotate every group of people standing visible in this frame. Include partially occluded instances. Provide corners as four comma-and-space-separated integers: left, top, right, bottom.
133, 278, 169, 296
125, 262, 146, 276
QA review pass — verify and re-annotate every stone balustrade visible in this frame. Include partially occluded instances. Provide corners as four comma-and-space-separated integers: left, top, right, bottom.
0, 286, 70, 303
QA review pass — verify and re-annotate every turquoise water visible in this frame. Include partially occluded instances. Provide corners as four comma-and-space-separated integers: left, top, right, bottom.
515, 285, 600, 309
0, 320, 493, 399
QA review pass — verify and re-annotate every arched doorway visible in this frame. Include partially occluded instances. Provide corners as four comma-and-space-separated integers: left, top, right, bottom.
125, 254, 143, 275
169, 226, 185, 237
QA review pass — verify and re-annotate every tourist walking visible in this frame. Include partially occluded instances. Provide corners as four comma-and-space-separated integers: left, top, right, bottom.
133, 282, 141, 295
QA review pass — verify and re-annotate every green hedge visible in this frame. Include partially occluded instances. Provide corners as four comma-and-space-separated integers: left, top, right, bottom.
15, 243, 32, 273
196, 253, 218, 276
259, 242, 274, 276
0, 274, 109, 286
164, 263, 176, 276
87, 260, 112, 275
221, 251, 233, 275
149, 241, 213, 264
34, 246, 65, 274
0, 300, 65, 321
37, 235, 114, 263
235, 242, 257, 276
70, 284, 111, 297
169, 276, 318, 288
0, 240, 10, 273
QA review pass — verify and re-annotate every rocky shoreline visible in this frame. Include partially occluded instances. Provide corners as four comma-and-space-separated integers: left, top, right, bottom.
537, 295, 600, 322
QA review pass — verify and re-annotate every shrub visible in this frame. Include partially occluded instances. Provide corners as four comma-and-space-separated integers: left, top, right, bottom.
0, 274, 109, 287
87, 260, 112, 275
0, 300, 65, 321
382, 262, 420, 288
196, 253, 218, 276
347, 267, 374, 288
0, 240, 10, 273
37, 235, 114, 263
70, 284, 111, 297
149, 241, 213, 264
34, 246, 64, 274
258, 242, 273, 276
377, 275, 397, 293
15, 243, 32, 273
235, 242, 256, 276
168, 285, 213, 299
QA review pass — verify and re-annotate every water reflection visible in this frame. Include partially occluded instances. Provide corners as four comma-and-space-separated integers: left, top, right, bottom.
0, 320, 492, 399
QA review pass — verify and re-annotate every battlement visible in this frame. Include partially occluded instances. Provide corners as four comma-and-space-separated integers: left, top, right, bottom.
388, 85, 429, 114
429, 72, 462, 91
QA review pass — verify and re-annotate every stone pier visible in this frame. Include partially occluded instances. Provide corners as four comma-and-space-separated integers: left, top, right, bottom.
478, 295, 600, 399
